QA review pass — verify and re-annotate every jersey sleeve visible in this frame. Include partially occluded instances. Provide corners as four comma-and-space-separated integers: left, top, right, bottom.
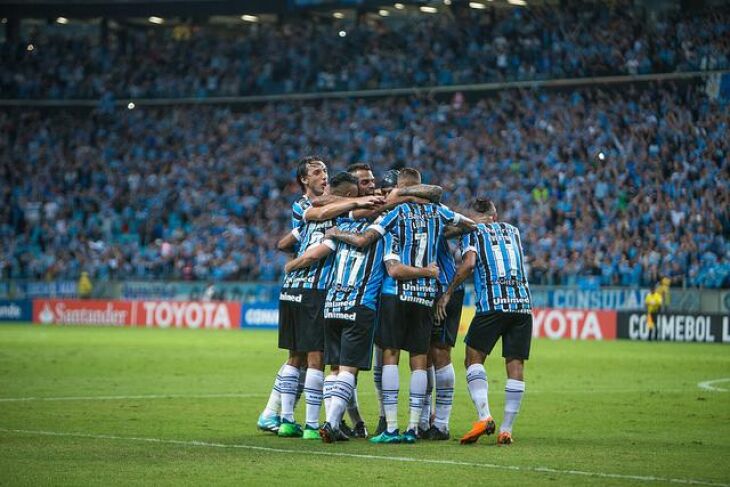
368, 207, 399, 236
460, 232, 477, 256
383, 231, 401, 262
291, 198, 312, 229
438, 204, 461, 225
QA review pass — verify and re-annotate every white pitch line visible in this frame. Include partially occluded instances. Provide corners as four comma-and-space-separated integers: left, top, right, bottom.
698, 378, 730, 392
0, 393, 266, 403
0, 428, 726, 487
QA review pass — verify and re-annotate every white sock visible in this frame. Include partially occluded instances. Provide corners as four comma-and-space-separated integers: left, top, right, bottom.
382, 364, 399, 433
304, 368, 324, 428
279, 364, 301, 422
262, 363, 286, 417
347, 385, 363, 425
408, 369, 427, 432
501, 379, 525, 434
466, 364, 491, 421
328, 371, 355, 429
434, 363, 455, 432
323, 374, 336, 416
373, 346, 384, 417
419, 365, 434, 431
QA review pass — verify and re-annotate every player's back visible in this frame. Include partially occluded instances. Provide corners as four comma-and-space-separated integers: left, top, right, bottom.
464, 222, 531, 314
326, 219, 385, 313
283, 216, 338, 290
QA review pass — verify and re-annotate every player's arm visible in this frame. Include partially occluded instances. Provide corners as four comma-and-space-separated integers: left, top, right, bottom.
397, 184, 443, 203
325, 227, 381, 248
284, 242, 335, 273
435, 250, 476, 322
385, 260, 440, 280
304, 195, 384, 222
309, 194, 345, 207
443, 224, 471, 240
277, 230, 299, 252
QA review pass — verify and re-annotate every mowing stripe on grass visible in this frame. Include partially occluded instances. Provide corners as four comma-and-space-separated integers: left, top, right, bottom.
0, 427, 726, 487
0, 393, 266, 402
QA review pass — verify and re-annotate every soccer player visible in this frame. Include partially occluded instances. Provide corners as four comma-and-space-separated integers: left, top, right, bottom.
284, 173, 440, 442
327, 168, 475, 444
257, 157, 381, 437
418, 234, 464, 440
436, 198, 532, 446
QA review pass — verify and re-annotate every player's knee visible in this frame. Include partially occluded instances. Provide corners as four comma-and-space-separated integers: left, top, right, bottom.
505, 358, 524, 380
430, 344, 451, 368
307, 352, 324, 370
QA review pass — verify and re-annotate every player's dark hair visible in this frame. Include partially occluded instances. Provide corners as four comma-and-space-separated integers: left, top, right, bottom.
296, 156, 324, 192
397, 167, 421, 185
347, 163, 372, 174
473, 198, 497, 215
329, 171, 359, 192
381, 169, 399, 189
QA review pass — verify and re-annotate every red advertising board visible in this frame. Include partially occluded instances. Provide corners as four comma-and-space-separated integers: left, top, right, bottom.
138, 301, 240, 329
33, 299, 240, 330
33, 299, 134, 326
532, 308, 617, 340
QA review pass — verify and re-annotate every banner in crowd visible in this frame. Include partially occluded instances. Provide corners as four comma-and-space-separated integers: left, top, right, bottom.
0, 300, 32, 322
459, 306, 617, 340
121, 281, 279, 303
32, 299, 240, 330
616, 311, 730, 343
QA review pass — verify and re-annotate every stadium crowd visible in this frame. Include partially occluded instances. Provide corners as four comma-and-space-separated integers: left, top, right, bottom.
1, 4, 728, 99
1, 81, 728, 288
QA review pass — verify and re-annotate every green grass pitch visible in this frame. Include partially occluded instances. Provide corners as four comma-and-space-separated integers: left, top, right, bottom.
0, 323, 728, 486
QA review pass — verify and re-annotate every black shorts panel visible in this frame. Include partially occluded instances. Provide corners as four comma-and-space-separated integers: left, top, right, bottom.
324, 306, 377, 370
432, 289, 464, 348
376, 295, 434, 355
465, 311, 532, 359
278, 289, 326, 352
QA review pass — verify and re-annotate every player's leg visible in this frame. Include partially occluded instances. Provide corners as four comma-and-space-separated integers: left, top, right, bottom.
418, 356, 435, 435
302, 351, 325, 439
405, 351, 428, 442
400, 302, 433, 443
429, 343, 454, 440
259, 351, 303, 432
497, 312, 532, 446
320, 365, 357, 443
460, 313, 503, 444
372, 344, 386, 435
371, 297, 402, 443
277, 351, 306, 437
374, 347, 401, 440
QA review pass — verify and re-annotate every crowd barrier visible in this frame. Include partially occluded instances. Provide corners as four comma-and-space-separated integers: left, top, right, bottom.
5, 298, 728, 344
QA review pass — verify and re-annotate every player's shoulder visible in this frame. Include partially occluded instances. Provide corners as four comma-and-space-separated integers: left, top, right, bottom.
292, 195, 311, 212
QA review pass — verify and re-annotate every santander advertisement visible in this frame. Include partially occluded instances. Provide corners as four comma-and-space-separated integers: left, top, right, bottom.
33, 300, 240, 330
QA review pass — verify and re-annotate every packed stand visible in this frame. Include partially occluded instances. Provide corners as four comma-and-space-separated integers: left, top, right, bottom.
1, 4, 728, 99
1, 81, 728, 287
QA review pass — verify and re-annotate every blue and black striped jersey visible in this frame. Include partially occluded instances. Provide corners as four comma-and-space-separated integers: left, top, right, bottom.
324, 218, 385, 313
461, 222, 531, 314
282, 216, 338, 290
291, 196, 312, 232
370, 203, 460, 304
437, 238, 463, 293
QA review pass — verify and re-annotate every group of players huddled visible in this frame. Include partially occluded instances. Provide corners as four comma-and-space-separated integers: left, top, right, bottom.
257, 157, 532, 446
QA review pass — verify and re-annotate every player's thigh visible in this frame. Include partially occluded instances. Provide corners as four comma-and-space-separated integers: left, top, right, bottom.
376, 295, 405, 350
295, 290, 326, 352
278, 296, 300, 351
324, 318, 344, 367
432, 289, 464, 348
501, 312, 533, 360
402, 301, 434, 355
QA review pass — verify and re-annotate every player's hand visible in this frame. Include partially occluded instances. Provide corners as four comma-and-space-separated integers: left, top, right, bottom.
356, 195, 385, 209
385, 187, 400, 204
284, 260, 296, 273
425, 262, 440, 279
435, 292, 451, 322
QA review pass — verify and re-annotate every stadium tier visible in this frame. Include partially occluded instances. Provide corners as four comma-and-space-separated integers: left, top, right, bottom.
1, 4, 728, 99
1, 81, 728, 287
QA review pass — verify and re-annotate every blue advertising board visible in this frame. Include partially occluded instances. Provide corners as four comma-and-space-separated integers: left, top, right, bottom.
0, 300, 32, 322
241, 302, 279, 329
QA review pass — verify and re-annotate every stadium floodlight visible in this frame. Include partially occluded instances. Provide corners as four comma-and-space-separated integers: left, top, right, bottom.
241, 15, 259, 22
148, 16, 164, 24
26, 44, 34, 52
56, 17, 69, 24
378, 9, 390, 16
338, 30, 347, 37
507, 0, 527, 5
333, 11, 345, 19
598, 152, 606, 161
394, 3, 405, 9
469, 2, 486, 8
0, 18, 6, 24
419, 6, 438, 13
443, 0, 452, 4
127, 102, 136, 110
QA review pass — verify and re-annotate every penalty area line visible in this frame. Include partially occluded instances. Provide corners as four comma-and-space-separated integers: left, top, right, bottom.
0, 428, 727, 487
697, 378, 730, 392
